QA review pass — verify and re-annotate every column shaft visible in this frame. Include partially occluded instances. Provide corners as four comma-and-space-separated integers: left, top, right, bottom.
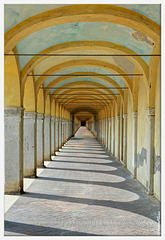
23, 111, 36, 177
112, 117, 115, 155
5, 107, 24, 193
58, 119, 62, 149
123, 114, 127, 167
132, 112, 138, 178
116, 115, 120, 160
37, 113, 44, 167
146, 109, 155, 194
108, 118, 111, 152
54, 117, 59, 153
51, 116, 55, 156
44, 115, 51, 161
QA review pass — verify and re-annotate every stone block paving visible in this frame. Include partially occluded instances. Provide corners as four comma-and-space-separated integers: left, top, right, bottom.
4, 127, 160, 236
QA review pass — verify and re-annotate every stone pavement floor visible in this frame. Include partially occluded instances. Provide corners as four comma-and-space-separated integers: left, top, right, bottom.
4, 127, 160, 236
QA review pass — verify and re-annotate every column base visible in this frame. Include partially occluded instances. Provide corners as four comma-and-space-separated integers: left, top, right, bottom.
131, 174, 136, 179
5, 188, 24, 195
37, 164, 46, 168
146, 190, 153, 195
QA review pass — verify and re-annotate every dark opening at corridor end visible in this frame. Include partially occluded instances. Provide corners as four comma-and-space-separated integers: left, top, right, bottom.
81, 121, 86, 126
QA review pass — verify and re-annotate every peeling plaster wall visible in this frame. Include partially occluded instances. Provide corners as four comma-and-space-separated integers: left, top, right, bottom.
127, 91, 133, 172
137, 79, 147, 187
154, 72, 160, 200
16, 22, 153, 69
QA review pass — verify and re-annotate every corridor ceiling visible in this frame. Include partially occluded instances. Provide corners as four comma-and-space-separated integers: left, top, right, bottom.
4, 4, 161, 121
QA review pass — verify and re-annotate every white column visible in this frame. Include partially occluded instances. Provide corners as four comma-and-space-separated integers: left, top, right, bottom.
65, 119, 68, 142
37, 113, 44, 167
54, 117, 59, 153
51, 116, 55, 156
62, 118, 65, 145
123, 114, 127, 167
105, 118, 108, 149
99, 120, 101, 140
23, 112, 36, 177
64, 119, 67, 142
146, 108, 155, 194
116, 115, 120, 160
58, 118, 62, 149
111, 117, 115, 155
132, 112, 138, 178
108, 118, 111, 152
5, 107, 24, 193
69, 120, 72, 138
67, 120, 69, 140
102, 120, 104, 144
104, 119, 106, 146
44, 115, 51, 161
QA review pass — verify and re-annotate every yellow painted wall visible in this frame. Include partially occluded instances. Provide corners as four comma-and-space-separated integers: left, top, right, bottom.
23, 75, 36, 112
51, 99, 55, 116
55, 102, 59, 117
154, 69, 160, 200
127, 91, 133, 172
137, 79, 147, 187
37, 89, 44, 114
4, 50, 21, 107
45, 95, 50, 115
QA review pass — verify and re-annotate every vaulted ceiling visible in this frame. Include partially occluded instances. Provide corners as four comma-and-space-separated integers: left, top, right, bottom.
4, 4, 160, 121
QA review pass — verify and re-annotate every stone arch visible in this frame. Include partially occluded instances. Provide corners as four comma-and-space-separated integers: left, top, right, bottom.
35, 59, 133, 95
5, 5, 160, 53
148, 44, 161, 108
21, 41, 149, 87
44, 72, 124, 101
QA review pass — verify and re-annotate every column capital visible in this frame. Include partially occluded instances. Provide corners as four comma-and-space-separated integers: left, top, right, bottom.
24, 111, 37, 119
108, 118, 111, 121
146, 108, 155, 117
37, 113, 44, 120
117, 115, 120, 120
55, 117, 59, 121
44, 115, 51, 119
132, 111, 138, 118
123, 113, 127, 119
4, 107, 24, 117
51, 116, 56, 121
